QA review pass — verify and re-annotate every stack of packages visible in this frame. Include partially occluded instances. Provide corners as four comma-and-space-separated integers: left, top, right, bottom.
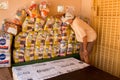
2, 1, 80, 64
0, 31, 13, 67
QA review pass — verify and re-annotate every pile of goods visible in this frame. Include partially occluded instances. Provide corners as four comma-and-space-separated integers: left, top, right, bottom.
1, 0, 80, 64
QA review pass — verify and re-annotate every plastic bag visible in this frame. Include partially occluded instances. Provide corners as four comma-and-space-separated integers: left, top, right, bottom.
59, 40, 67, 56
35, 31, 45, 46
68, 30, 75, 43
14, 32, 28, 48
44, 17, 54, 31
74, 42, 80, 54
15, 9, 27, 25
27, 1, 40, 18
34, 18, 45, 32
26, 31, 37, 47
43, 44, 52, 58
53, 44, 60, 57
67, 43, 74, 55
53, 18, 62, 31
34, 46, 43, 60
24, 47, 35, 62
22, 17, 35, 32
3, 21, 21, 36
53, 34, 61, 44
13, 48, 25, 63
39, 0, 49, 18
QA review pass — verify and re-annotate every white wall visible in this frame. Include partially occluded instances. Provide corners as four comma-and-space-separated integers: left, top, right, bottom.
80, 0, 92, 21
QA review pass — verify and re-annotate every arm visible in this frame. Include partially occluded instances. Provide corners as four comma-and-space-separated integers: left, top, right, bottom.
83, 36, 87, 52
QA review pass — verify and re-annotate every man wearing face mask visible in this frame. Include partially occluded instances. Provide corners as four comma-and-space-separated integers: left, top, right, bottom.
61, 12, 97, 63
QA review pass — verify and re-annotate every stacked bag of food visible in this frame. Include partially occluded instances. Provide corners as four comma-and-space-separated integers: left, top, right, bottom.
0, 31, 13, 67
1, 0, 80, 64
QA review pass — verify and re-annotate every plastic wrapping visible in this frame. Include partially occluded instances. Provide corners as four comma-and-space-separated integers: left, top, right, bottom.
26, 31, 37, 47
15, 9, 27, 25
3, 21, 21, 36
27, 1, 40, 18
39, 0, 50, 18
61, 24, 70, 41
53, 18, 62, 31
53, 34, 61, 44
13, 48, 25, 63
34, 18, 45, 32
53, 44, 60, 57
22, 17, 35, 32
44, 17, 54, 31
35, 31, 45, 46
67, 43, 74, 55
74, 42, 80, 54
34, 46, 43, 60
24, 47, 35, 62
45, 34, 53, 45
59, 40, 67, 56
43, 44, 52, 58
14, 32, 28, 48
68, 30, 75, 43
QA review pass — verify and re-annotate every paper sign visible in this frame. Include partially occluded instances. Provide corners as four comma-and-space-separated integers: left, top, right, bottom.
12, 58, 89, 80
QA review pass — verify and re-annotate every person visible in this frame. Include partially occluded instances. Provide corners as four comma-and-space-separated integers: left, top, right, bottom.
61, 12, 97, 63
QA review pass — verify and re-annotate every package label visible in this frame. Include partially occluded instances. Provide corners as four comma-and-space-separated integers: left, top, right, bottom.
0, 52, 10, 67
0, 32, 12, 51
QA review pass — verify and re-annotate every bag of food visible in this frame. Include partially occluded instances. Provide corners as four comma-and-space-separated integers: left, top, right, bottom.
61, 24, 70, 41
53, 18, 62, 31
34, 18, 45, 32
61, 23, 69, 31
43, 44, 52, 58
53, 34, 61, 44
61, 33, 68, 41
35, 31, 45, 46
59, 40, 67, 56
24, 47, 35, 62
44, 17, 54, 31
34, 46, 43, 60
15, 9, 27, 25
14, 32, 28, 48
74, 42, 80, 54
13, 48, 25, 63
53, 44, 60, 57
68, 30, 75, 43
3, 21, 21, 36
39, 0, 50, 18
27, 1, 40, 18
45, 35, 53, 45
22, 17, 35, 32
67, 43, 74, 55
26, 31, 37, 47
54, 30, 61, 35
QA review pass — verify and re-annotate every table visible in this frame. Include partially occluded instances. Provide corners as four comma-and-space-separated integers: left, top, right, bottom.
47, 66, 120, 80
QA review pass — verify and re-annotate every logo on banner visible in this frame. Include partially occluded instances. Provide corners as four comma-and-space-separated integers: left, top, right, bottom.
0, 39, 6, 45
0, 54, 6, 60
